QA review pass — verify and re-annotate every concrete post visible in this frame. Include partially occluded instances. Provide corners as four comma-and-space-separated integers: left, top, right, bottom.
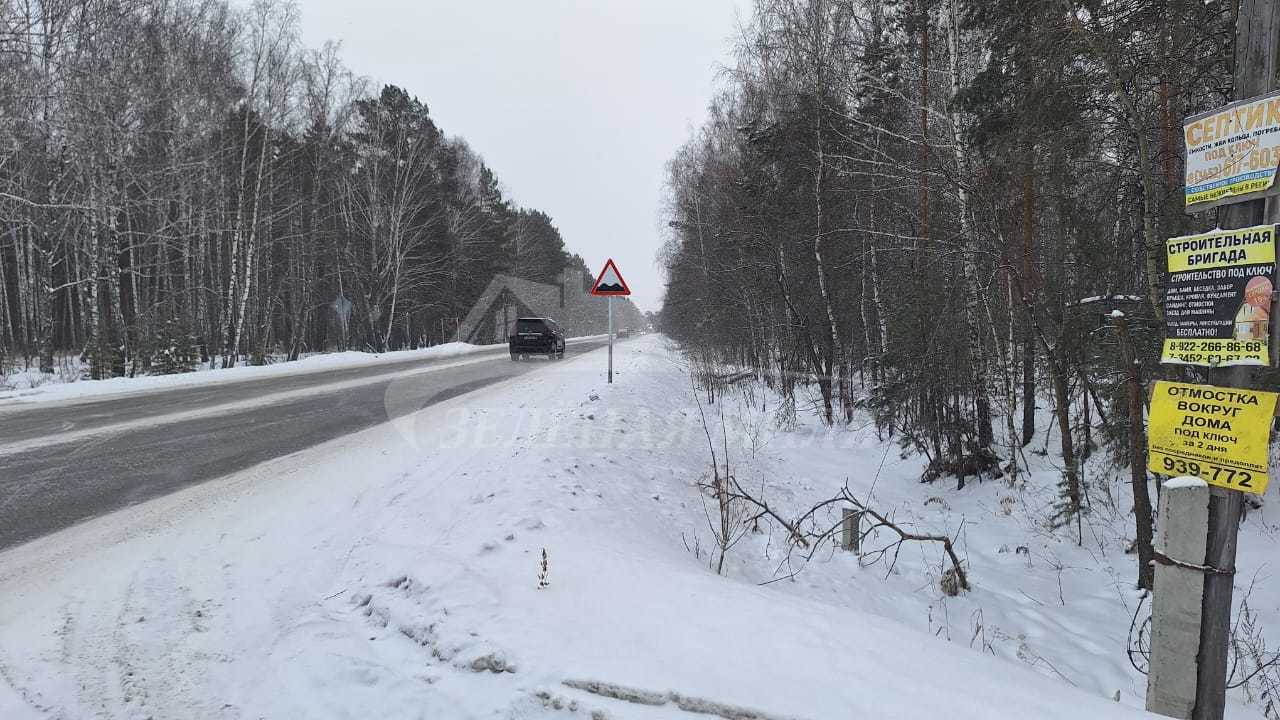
841, 508, 862, 554
1147, 477, 1211, 719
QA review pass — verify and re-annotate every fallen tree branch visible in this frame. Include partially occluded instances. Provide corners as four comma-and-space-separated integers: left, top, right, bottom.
839, 486, 970, 594
712, 370, 756, 384
726, 478, 969, 595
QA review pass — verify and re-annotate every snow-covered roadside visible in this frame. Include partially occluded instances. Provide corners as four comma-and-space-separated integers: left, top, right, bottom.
0, 335, 1165, 718
0, 336, 607, 407
0, 342, 487, 406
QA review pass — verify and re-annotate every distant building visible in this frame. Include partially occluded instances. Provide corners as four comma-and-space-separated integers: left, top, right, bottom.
455, 269, 646, 344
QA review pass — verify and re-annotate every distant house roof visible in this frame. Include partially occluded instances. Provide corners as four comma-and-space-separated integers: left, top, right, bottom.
456, 272, 646, 344
454, 274, 556, 343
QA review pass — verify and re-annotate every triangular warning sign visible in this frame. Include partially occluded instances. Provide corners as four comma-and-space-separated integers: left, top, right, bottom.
591, 258, 631, 296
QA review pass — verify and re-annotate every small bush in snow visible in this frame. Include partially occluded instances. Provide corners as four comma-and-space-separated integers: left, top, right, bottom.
152, 319, 199, 375
537, 548, 550, 589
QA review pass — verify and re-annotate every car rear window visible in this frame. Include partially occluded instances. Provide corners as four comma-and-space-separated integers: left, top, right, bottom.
516, 319, 547, 333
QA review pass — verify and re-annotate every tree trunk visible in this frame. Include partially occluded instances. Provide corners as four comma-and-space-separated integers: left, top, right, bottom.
1021, 151, 1037, 446
225, 120, 270, 368
1115, 316, 1154, 591
916, 0, 929, 270
946, 0, 993, 449
1049, 350, 1081, 540
812, 72, 839, 426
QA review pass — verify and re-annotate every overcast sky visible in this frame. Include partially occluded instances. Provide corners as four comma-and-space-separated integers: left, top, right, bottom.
298, 0, 750, 312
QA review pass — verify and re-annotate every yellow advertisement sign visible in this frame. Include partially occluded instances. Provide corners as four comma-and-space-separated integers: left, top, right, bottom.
1185, 91, 1280, 209
1166, 225, 1276, 272
1147, 381, 1278, 494
1161, 225, 1274, 367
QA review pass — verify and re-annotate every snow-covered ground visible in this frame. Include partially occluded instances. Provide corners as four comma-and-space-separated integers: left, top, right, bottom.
0, 342, 488, 405
1, 334, 1269, 718
0, 336, 606, 406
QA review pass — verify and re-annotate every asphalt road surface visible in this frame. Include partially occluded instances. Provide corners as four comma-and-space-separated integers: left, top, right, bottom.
0, 338, 608, 551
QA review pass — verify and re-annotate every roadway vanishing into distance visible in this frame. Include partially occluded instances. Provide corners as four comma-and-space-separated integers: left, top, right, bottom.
0, 338, 610, 551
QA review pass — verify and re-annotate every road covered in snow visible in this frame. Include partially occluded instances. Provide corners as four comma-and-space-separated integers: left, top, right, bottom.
0, 337, 607, 550
0, 334, 1168, 719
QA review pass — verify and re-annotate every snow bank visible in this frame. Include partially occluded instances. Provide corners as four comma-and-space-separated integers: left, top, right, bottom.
0, 335, 1187, 718
0, 336, 606, 406
0, 342, 486, 405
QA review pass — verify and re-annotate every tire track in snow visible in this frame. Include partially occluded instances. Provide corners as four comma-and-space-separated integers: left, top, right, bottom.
0, 646, 52, 717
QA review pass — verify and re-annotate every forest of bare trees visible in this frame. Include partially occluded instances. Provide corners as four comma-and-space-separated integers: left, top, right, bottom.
659, 0, 1255, 552
0, 0, 588, 379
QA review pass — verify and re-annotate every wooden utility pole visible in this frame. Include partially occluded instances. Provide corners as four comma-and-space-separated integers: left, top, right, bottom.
1193, 2, 1280, 718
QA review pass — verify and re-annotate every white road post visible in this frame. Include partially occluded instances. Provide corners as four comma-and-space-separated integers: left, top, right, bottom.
608, 296, 614, 384
841, 508, 861, 554
1147, 476, 1210, 718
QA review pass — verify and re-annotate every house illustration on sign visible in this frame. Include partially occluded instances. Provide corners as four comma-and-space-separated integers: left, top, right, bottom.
454, 268, 646, 344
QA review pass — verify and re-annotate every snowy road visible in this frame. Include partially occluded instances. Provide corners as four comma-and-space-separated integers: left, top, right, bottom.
0, 338, 609, 550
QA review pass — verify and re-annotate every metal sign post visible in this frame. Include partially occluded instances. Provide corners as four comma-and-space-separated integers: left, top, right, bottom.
590, 258, 630, 385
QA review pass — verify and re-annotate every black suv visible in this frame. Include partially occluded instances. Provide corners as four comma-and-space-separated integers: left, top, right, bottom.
509, 317, 566, 360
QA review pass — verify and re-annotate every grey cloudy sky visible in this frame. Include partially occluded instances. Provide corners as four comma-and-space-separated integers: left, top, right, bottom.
298, 0, 750, 312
